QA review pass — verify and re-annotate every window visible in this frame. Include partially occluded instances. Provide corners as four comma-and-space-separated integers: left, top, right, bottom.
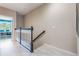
0, 15, 13, 35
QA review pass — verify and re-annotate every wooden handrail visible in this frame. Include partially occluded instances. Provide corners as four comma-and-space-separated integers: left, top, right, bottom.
33, 31, 46, 42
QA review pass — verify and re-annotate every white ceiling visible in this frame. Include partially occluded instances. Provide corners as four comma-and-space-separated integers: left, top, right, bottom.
0, 3, 43, 15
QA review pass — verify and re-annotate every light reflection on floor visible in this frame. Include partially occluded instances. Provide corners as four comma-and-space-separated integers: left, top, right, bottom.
0, 35, 31, 56
0, 35, 76, 56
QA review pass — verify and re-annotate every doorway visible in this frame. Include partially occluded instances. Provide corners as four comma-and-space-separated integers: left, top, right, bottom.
0, 15, 13, 40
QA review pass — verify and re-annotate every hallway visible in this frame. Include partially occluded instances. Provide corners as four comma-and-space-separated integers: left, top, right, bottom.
0, 3, 77, 56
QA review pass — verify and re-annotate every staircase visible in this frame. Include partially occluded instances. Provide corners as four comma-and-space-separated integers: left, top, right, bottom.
15, 27, 76, 56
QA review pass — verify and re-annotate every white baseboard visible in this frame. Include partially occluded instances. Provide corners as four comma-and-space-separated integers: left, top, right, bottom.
38, 44, 77, 56
43, 44, 77, 56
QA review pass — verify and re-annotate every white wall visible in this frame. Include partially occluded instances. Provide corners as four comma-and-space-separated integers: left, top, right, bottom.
16, 13, 24, 28
24, 3, 77, 53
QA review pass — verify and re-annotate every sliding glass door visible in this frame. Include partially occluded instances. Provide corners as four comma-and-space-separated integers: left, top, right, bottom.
0, 15, 13, 39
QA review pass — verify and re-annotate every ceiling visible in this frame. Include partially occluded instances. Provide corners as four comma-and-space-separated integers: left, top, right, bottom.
0, 3, 43, 15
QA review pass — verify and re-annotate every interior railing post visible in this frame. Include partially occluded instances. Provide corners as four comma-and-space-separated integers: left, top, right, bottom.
20, 27, 21, 44
31, 26, 33, 53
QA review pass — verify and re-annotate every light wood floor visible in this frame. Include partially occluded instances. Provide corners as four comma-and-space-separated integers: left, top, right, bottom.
0, 39, 32, 56
0, 38, 76, 56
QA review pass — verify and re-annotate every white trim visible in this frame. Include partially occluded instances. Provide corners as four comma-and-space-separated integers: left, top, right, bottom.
44, 44, 77, 56
34, 44, 77, 56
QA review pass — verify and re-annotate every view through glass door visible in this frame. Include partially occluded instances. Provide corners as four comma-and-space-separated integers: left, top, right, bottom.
0, 15, 13, 40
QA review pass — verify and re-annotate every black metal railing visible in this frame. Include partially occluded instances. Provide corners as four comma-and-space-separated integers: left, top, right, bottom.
15, 26, 33, 53
15, 26, 45, 53
33, 31, 45, 42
